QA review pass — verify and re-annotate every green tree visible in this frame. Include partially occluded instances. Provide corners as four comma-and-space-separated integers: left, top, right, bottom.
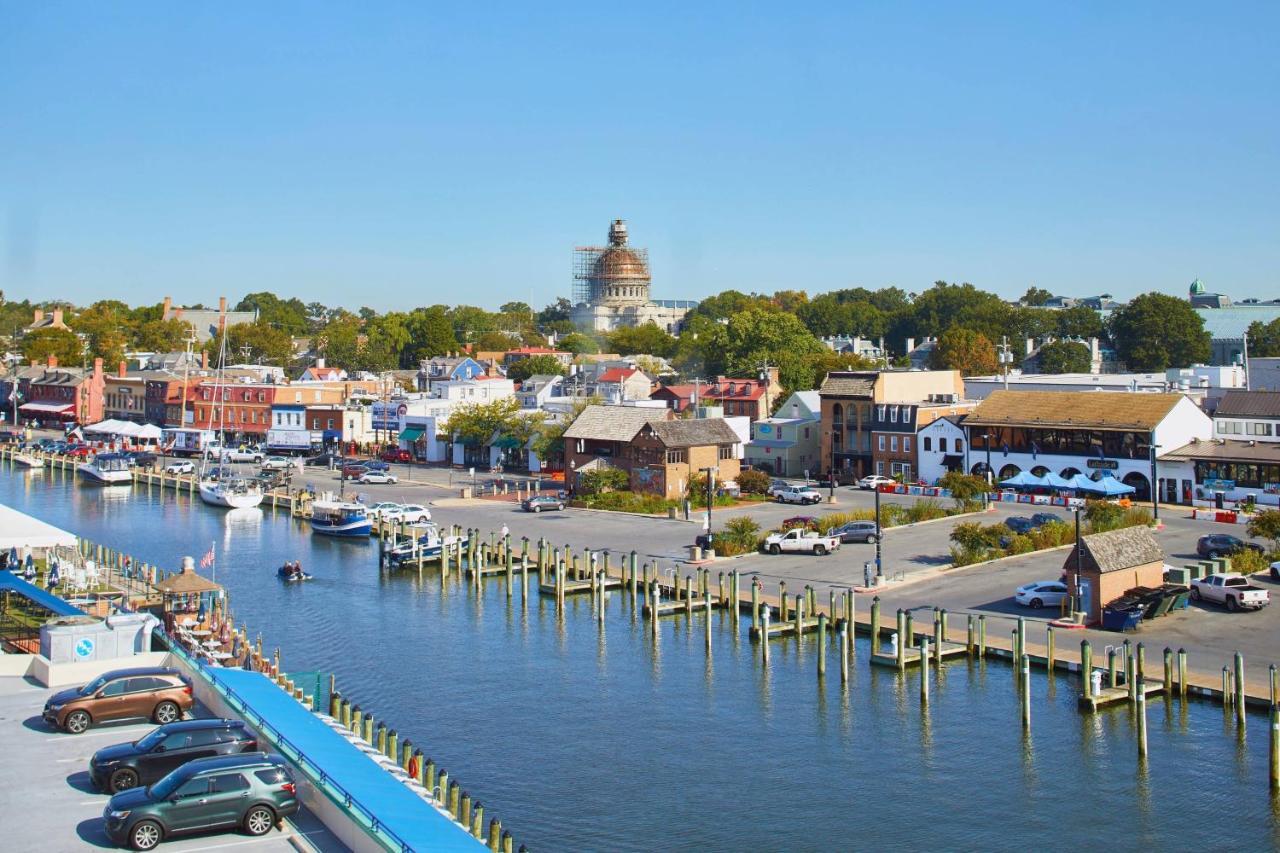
1107, 292, 1211, 370
21, 327, 82, 366
737, 469, 771, 495
403, 307, 459, 364
1245, 318, 1280, 358
235, 292, 309, 335
474, 331, 522, 352
443, 397, 525, 447
536, 297, 576, 336
315, 316, 363, 371
500, 301, 532, 316
708, 307, 826, 390
133, 318, 193, 352
605, 323, 677, 357
689, 289, 776, 321
506, 354, 567, 383
558, 332, 601, 355
359, 312, 412, 371
71, 304, 128, 366
531, 395, 600, 465
1055, 304, 1105, 340
1020, 286, 1054, 306
938, 471, 989, 510
1036, 339, 1091, 374
903, 281, 1012, 347
928, 327, 998, 375
1246, 509, 1280, 555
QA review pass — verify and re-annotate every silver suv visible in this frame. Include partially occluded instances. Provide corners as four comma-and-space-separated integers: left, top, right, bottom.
830, 521, 879, 543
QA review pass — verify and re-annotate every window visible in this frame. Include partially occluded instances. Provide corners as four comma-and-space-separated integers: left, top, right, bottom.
923, 437, 932, 451
876, 461, 885, 475
174, 779, 209, 799
890, 406, 898, 423
876, 405, 886, 422
1247, 422, 1273, 436
1218, 421, 1242, 435
210, 773, 250, 794
161, 732, 196, 751
258, 392, 265, 403
803, 427, 810, 439
956, 439, 963, 453
327, 418, 334, 429
666, 448, 688, 464
903, 437, 911, 452
890, 436, 898, 452
877, 435, 885, 451
718, 445, 734, 460
254, 768, 290, 785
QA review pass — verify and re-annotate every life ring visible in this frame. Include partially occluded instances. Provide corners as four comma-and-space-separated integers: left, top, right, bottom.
407, 753, 419, 778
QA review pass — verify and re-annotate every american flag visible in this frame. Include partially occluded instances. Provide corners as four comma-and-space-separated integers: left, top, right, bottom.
199, 543, 215, 569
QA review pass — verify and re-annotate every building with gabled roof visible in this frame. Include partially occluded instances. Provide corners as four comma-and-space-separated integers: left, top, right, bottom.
1062, 526, 1166, 624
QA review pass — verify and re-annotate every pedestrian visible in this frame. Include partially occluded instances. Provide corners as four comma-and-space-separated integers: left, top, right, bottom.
500, 523, 509, 541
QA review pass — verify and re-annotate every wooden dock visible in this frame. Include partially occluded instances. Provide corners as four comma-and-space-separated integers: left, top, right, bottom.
870, 640, 969, 669
643, 597, 718, 618
537, 576, 624, 597
1078, 680, 1163, 711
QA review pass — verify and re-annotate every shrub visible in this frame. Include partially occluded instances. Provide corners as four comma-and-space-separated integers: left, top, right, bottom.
712, 516, 763, 556
1004, 533, 1034, 555
949, 545, 985, 567
1030, 520, 1074, 550
951, 522, 996, 554
737, 469, 771, 495
939, 471, 990, 509
1084, 500, 1126, 533
903, 498, 947, 524
580, 490, 672, 514
1231, 547, 1270, 577
579, 467, 628, 496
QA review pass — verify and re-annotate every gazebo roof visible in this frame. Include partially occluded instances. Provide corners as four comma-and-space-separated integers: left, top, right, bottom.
155, 557, 222, 594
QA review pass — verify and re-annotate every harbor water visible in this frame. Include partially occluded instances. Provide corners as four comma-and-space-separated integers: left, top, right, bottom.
4, 468, 1279, 850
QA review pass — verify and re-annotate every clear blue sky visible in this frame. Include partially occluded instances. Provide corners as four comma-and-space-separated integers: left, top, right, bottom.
3, 2, 1277, 311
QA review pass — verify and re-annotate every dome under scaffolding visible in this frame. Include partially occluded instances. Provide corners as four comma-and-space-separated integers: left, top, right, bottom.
573, 219, 651, 307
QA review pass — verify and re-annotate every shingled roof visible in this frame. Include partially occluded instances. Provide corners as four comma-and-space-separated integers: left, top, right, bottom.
1215, 390, 1280, 419
647, 419, 740, 448
1065, 526, 1164, 575
966, 390, 1185, 430
819, 372, 878, 398
562, 405, 669, 441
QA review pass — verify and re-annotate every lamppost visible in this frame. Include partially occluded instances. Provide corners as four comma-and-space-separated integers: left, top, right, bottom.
1149, 434, 1161, 522
981, 432, 994, 486
874, 484, 883, 580
700, 466, 717, 538
1073, 504, 1084, 617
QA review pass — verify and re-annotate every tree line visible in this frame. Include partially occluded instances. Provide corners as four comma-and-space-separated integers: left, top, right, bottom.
4, 281, 1243, 389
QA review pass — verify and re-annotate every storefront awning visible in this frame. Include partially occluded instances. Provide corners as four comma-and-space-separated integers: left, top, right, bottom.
941, 455, 963, 467
399, 427, 425, 442
20, 401, 74, 415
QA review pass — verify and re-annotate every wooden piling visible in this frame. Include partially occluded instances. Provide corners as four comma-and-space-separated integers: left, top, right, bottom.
489, 819, 502, 852
978, 615, 987, 658
1136, 678, 1148, 758
919, 638, 929, 704
896, 610, 906, 670
471, 802, 484, 839
839, 626, 849, 685
704, 591, 712, 655
933, 612, 942, 667
817, 613, 827, 678
778, 581, 788, 622
1108, 649, 1118, 688
1222, 668, 1232, 708
1081, 640, 1093, 697
1270, 703, 1280, 791
870, 596, 881, 654
1178, 648, 1187, 699
460, 791, 471, 826
760, 606, 770, 666
1020, 653, 1031, 730
751, 581, 760, 630
793, 594, 802, 639
1162, 647, 1173, 694
905, 610, 914, 648
1235, 652, 1246, 730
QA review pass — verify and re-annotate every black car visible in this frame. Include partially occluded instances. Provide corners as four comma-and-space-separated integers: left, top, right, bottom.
126, 451, 158, 468
1030, 512, 1063, 528
90, 719, 259, 794
1196, 534, 1264, 559
1004, 516, 1036, 535
303, 452, 344, 467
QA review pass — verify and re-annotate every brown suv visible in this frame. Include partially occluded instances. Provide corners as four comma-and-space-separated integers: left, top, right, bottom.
43, 667, 193, 734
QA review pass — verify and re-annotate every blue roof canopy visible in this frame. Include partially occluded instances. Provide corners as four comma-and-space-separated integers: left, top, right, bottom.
0, 572, 85, 617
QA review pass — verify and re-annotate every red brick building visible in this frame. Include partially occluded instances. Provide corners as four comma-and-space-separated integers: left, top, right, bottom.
189, 379, 277, 440
20, 357, 105, 426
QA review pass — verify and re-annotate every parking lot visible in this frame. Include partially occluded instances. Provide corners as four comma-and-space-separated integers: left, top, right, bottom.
0, 677, 337, 852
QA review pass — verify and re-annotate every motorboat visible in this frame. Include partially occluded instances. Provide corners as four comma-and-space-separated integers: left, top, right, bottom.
77, 453, 134, 486
384, 523, 469, 565
310, 497, 372, 537
11, 451, 42, 469
199, 478, 265, 509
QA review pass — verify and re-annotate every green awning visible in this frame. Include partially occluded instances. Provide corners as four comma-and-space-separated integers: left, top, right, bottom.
399, 427, 425, 441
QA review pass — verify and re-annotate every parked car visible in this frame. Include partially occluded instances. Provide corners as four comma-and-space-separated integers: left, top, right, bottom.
303, 452, 343, 467
775, 485, 822, 505
1029, 512, 1063, 528
221, 447, 264, 464
65, 444, 92, 459
125, 452, 158, 468
358, 470, 399, 484
857, 474, 896, 490
380, 448, 412, 463
90, 719, 259, 794
387, 503, 431, 524
164, 460, 195, 475
1004, 516, 1036, 535
762, 528, 841, 556
43, 667, 193, 734
341, 463, 370, 480
1190, 573, 1270, 611
1272, 560, 1280, 582
766, 479, 793, 497
522, 495, 565, 513
1196, 534, 1265, 559
362, 460, 391, 472
260, 455, 291, 470
828, 520, 879, 544
366, 501, 404, 519
1014, 580, 1069, 609
102, 753, 298, 851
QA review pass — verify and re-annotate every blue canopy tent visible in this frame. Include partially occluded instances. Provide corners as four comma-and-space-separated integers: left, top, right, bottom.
1090, 474, 1136, 496
999, 471, 1047, 489
1041, 471, 1075, 490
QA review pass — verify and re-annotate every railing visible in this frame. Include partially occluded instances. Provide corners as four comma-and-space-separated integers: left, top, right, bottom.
163, 633, 415, 852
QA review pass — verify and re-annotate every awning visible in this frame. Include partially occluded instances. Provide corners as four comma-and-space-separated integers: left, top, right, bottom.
941, 455, 963, 467
399, 427, 425, 442
0, 573, 85, 617
20, 401, 74, 414
0, 504, 80, 551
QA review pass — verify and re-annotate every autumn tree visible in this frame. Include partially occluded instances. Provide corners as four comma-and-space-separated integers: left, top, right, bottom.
22, 327, 83, 366
928, 327, 998, 375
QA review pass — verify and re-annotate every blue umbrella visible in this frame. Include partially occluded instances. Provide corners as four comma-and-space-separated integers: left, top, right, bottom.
48, 562, 60, 588
197, 596, 207, 622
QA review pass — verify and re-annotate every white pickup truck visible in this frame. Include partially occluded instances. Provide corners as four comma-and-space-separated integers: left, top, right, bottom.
774, 485, 823, 505
1190, 573, 1270, 611
762, 528, 841, 556
219, 447, 265, 464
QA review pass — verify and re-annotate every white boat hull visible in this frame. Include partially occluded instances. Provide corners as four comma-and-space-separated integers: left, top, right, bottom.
77, 463, 134, 485
12, 454, 41, 469
199, 481, 264, 509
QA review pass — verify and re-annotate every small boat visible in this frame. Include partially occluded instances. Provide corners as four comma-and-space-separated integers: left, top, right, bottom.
384, 524, 469, 565
77, 453, 134, 485
11, 452, 42, 469
277, 565, 313, 582
310, 496, 372, 537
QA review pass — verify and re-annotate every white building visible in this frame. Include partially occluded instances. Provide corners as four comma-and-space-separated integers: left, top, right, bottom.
965, 365, 1246, 407
962, 390, 1212, 504
570, 220, 694, 333
916, 415, 968, 485
435, 376, 515, 404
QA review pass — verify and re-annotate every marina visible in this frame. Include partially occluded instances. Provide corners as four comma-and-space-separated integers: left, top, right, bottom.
3, 461, 1279, 850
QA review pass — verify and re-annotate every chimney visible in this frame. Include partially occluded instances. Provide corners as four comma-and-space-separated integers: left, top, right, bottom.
118, 360, 127, 378
162, 296, 172, 317
32, 309, 44, 325
52, 308, 63, 326
46, 354, 57, 368
219, 296, 227, 314
201, 350, 209, 370
93, 357, 103, 381
316, 357, 325, 369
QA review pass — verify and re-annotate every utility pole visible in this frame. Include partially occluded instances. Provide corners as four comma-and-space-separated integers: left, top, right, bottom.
1243, 330, 1251, 391
700, 466, 717, 538
998, 336, 1014, 391
179, 325, 198, 431
758, 361, 774, 416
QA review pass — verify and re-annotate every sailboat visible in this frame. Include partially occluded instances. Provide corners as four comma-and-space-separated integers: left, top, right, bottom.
198, 335, 264, 510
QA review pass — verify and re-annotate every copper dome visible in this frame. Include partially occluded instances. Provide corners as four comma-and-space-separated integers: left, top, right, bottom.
591, 246, 650, 282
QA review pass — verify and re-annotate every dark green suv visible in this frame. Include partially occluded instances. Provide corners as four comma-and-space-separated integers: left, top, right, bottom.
103, 753, 298, 850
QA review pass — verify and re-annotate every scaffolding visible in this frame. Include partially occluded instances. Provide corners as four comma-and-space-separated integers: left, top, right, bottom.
573, 219, 650, 307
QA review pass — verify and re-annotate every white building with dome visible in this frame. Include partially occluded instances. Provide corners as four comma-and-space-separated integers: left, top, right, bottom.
571, 219, 696, 333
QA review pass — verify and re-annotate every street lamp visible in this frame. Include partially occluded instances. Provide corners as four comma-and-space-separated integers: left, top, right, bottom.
700, 466, 717, 538
981, 432, 994, 486
1073, 504, 1084, 618
874, 484, 883, 579
1149, 434, 1161, 522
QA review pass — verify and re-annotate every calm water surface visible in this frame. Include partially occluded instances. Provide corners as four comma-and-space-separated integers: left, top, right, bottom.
4, 467, 1279, 851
